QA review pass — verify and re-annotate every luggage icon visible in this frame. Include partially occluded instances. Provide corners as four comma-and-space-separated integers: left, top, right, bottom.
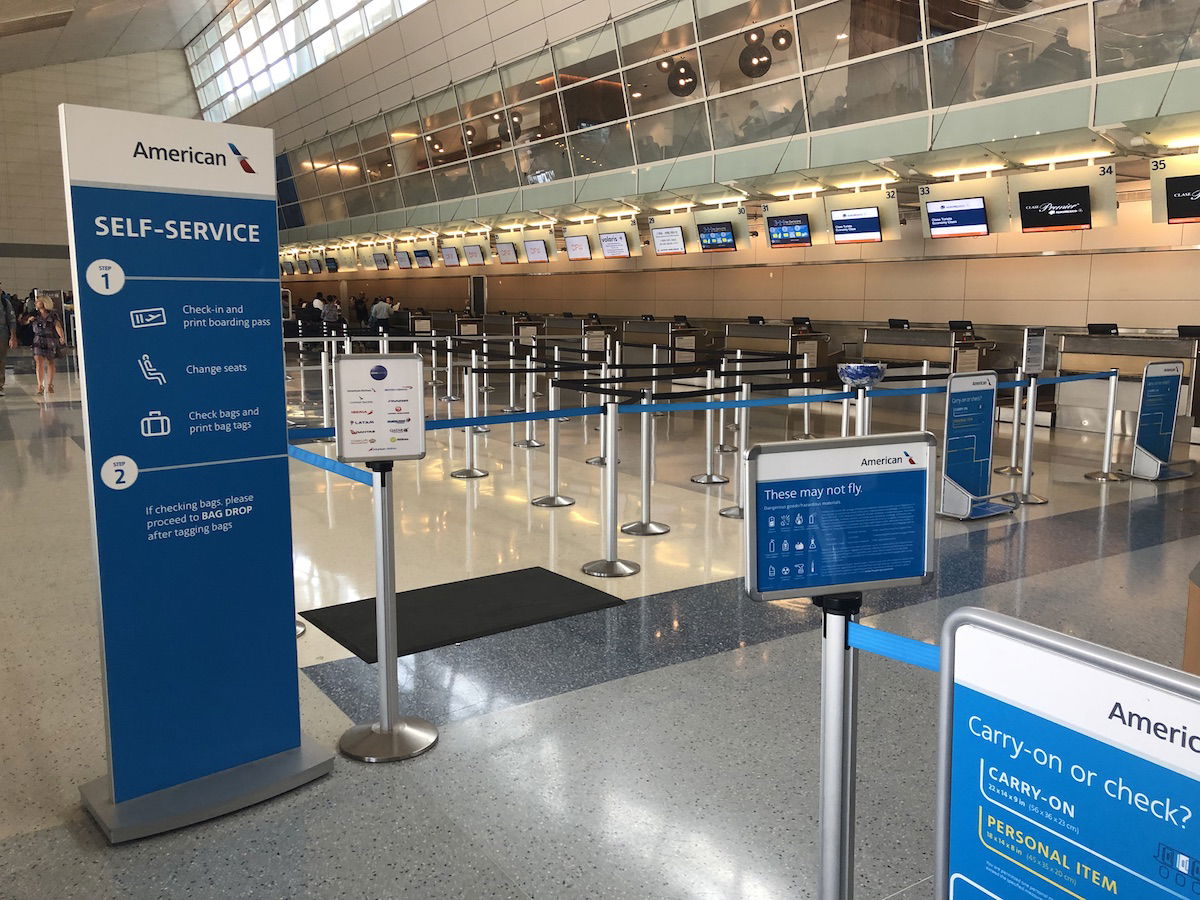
140, 411, 171, 437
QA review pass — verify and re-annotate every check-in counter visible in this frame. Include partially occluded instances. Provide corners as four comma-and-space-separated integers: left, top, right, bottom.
1056, 332, 1198, 436
456, 316, 483, 337
542, 315, 610, 357
861, 327, 995, 373
620, 319, 716, 369
723, 322, 832, 380
429, 310, 459, 333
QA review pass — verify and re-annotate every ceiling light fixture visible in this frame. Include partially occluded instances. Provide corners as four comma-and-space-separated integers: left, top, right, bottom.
1022, 150, 1113, 167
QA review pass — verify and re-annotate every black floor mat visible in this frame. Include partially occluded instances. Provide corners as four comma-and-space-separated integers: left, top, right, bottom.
300, 567, 625, 663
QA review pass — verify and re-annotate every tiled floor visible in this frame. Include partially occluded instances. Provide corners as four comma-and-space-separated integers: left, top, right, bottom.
1, 350, 1197, 898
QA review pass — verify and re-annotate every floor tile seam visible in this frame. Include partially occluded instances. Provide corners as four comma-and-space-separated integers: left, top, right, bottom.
879, 875, 933, 899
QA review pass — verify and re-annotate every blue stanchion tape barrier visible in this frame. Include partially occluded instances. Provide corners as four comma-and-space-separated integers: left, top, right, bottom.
287, 444, 374, 486
1038, 371, 1113, 386
622, 391, 856, 415
847, 622, 941, 672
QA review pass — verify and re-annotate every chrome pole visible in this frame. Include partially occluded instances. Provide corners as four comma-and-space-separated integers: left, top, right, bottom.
582, 401, 640, 577
801, 352, 814, 438
503, 339, 521, 413
855, 388, 866, 437
514, 354, 544, 449
451, 353, 487, 479
819, 604, 850, 900
320, 345, 332, 428
691, 368, 729, 485
586, 363, 611, 466
720, 383, 750, 519
474, 348, 490, 433
622, 389, 669, 535
651, 343, 666, 416
427, 338, 441, 385
716, 372, 735, 452
841, 396, 850, 437
440, 338, 460, 403
1085, 369, 1129, 482
380, 324, 390, 354
342, 324, 352, 357
1015, 375, 1047, 503
480, 338, 495, 392
996, 369, 1024, 475
532, 347, 575, 507
918, 359, 930, 433
338, 461, 438, 762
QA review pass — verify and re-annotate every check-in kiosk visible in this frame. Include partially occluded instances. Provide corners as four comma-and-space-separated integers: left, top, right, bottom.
723, 321, 831, 379
621, 318, 715, 367
542, 314, 610, 356
456, 317, 483, 337
410, 312, 432, 335
1056, 330, 1198, 437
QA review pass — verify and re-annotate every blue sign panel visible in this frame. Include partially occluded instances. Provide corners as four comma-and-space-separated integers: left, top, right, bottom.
1136, 369, 1182, 463
747, 434, 934, 599
942, 614, 1200, 900
61, 105, 304, 805
944, 380, 995, 500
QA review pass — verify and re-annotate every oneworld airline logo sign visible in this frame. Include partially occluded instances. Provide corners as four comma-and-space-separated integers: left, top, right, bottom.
130, 140, 255, 174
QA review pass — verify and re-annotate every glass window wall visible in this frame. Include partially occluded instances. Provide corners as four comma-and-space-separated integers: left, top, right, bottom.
554, 26, 620, 86
632, 103, 711, 162
471, 151, 521, 193
516, 137, 572, 184
929, 6, 1092, 107
625, 48, 704, 116
695, 0, 791, 41
568, 122, 635, 175
617, 1, 697, 65
707, 76, 805, 147
1095, 0, 1200, 76
701, 22, 800, 96
806, 47, 927, 129
562, 77, 629, 131
798, 0, 922, 69
500, 50, 556, 105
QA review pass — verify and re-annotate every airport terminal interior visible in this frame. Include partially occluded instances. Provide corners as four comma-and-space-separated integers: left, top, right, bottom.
3, 0, 1200, 898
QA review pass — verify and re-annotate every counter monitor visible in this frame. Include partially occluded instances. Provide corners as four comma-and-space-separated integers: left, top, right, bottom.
926, 197, 989, 238
463, 244, 486, 266
766, 213, 812, 247
496, 241, 518, 264
650, 225, 686, 256
372, 252, 389, 270
281, 260, 295, 275
1018, 185, 1091, 232
1165, 173, 1200, 224
441, 246, 460, 267
831, 206, 882, 244
309, 258, 323, 272
394, 250, 412, 269
697, 220, 737, 252
565, 234, 592, 261
598, 231, 630, 258
324, 257, 338, 272
296, 259, 309, 274
413, 249, 433, 268
523, 239, 549, 263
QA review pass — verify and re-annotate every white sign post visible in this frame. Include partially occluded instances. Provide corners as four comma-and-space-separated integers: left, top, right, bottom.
333, 353, 436, 763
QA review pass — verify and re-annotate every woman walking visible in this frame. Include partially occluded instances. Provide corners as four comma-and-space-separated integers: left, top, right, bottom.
24, 297, 65, 395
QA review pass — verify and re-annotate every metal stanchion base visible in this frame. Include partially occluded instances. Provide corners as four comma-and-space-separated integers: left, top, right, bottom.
652, 411, 667, 418
557, 416, 570, 422
718, 506, 744, 519
1084, 470, 1130, 482
532, 494, 575, 507
791, 433, 817, 441
450, 467, 489, 479
480, 385, 497, 393
995, 464, 1023, 475
1014, 492, 1049, 505
586, 456, 617, 466
690, 473, 729, 485
440, 394, 462, 403
581, 558, 641, 578
621, 520, 670, 535
472, 425, 490, 434
338, 719, 438, 763
501, 405, 522, 413
715, 443, 736, 453
513, 438, 545, 448
295, 619, 306, 638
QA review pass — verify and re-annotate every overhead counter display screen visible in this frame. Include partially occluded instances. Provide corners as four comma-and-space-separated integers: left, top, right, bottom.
441, 246, 460, 267
598, 231, 630, 258
766, 213, 811, 247
651, 225, 686, 255
372, 252, 388, 270
394, 250, 412, 268
296, 259, 309, 274
1019, 185, 1092, 232
281, 260, 294, 275
496, 241, 518, 264
927, 197, 989, 238
831, 207, 882, 244
523, 239, 549, 263
697, 221, 736, 252
463, 244, 485, 266
1165, 173, 1200, 224
324, 257, 338, 272
413, 249, 433, 268
309, 258, 323, 272
565, 234, 592, 261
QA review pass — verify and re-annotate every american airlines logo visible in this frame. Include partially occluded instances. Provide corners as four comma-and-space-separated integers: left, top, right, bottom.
861, 451, 917, 467
228, 143, 255, 173
129, 140, 255, 174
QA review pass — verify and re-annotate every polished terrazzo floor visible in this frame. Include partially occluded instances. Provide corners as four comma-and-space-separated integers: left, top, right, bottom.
1, 348, 1198, 899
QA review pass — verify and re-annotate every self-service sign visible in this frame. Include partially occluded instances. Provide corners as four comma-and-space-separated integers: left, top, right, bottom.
937, 609, 1200, 900
745, 433, 935, 600
335, 354, 426, 463
61, 105, 329, 834
1132, 360, 1184, 479
940, 372, 1011, 520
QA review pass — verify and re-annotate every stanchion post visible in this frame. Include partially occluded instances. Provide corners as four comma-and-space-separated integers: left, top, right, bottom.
1015, 375, 1048, 504
841, 397, 850, 437
532, 348, 574, 508
427, 338, 441, 386
996, 369, 1024, 476
582, 401, 640, 577
451, 355, 488, 479
691, 368, 729, 485
622, 389, 669, 535
719, 383, 750, 519
320, 343, 332, 428
440, 338, 460, 403
918, 359, 930, 433
651, 344, 665, 417
1085, 368, 1129, 482
342, 323, 352, 357
801, 352, 815, 439
514, 353, 544, 449
716, 373, 735, 452
473, 347, 490, 433
379, 324, 390, 354
586, 363, 610, 466
503, 339, 521, 413
338, 460, 439, 762
814, 591, 863, 900
854, 388, 866, 437
480, 338, 495, 392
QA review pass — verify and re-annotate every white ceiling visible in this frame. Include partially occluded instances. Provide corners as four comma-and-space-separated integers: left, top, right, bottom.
0, 0, 223, 75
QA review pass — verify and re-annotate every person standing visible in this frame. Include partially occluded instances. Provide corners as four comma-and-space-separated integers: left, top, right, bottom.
368, 296, 391, 331
23, 297, 65, 395
0, 292, 15, 397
